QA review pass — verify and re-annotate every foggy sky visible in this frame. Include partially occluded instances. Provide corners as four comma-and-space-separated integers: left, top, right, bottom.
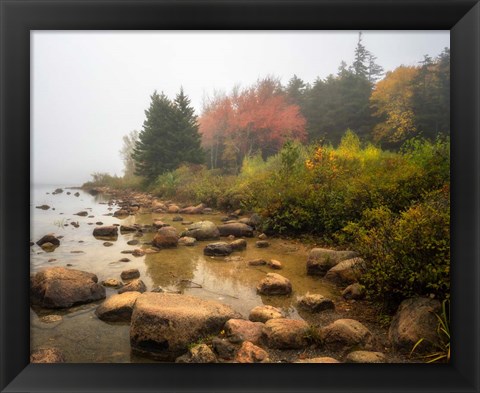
32, 31, 449, 185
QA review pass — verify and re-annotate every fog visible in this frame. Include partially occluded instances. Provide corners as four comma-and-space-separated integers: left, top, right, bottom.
32, 31, 449, 186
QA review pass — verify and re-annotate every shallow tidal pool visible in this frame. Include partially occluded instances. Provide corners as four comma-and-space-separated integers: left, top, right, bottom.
31, 185, 347, 363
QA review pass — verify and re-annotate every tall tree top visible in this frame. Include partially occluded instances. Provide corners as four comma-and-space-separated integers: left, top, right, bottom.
352, 32, 369, 78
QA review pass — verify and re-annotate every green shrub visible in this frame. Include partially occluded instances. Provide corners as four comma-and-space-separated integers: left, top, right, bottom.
82, 172, 144, 190
343, 188, 450, 309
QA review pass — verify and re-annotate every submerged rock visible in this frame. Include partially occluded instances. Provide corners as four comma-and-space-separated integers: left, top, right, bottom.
30, 267, 105, 308
40, 242, 57, 252
247, 258, 268, 266
130, 292, 240, 360
36, 234, 60, 247
256, 273, 292, 296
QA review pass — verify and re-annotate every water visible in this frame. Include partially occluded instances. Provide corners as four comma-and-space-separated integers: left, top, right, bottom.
30, 184, 340, 363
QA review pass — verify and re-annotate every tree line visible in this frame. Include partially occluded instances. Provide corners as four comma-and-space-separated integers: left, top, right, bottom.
127, 33, 449, 181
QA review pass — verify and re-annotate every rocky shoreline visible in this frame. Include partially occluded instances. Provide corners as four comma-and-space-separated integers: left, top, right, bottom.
30, 186, 443, 364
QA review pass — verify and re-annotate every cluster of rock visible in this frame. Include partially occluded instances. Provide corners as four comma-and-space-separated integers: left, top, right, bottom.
306, 248, 367, 301
30, 263, 442, 363
31, 189, 444, 363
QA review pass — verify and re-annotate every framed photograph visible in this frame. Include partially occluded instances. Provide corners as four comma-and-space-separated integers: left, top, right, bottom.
1, 1, 479, 392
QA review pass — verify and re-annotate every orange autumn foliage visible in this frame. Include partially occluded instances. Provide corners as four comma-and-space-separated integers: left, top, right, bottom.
199, 78, 306, 164
370, 66, 419, 142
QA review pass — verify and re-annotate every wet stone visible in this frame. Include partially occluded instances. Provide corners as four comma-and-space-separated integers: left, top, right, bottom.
120, 269, 140, 280
256, 240, 270, 248
118, 279, 146, 294
249, 305, 283, 323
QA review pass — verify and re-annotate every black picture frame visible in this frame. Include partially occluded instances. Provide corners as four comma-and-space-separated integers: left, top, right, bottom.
1, 1, 479, 392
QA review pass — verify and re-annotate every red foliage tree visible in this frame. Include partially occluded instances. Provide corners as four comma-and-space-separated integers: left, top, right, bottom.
199, 78, 307, 169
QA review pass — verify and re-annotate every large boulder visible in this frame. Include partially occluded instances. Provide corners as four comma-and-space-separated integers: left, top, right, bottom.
256, 273, 292, 296
218, 223, 254, 238
306, 248, 357, 276
183, 221, 220, 240
320, 319, 373, 352
95, 291, 142, 322
30, 267, 106, 308
203, 242, 233, 256
388, 297, 442, 354
324, 258, 366, 285
224, 319, 264, 344
262, 318, 310, 349
93, 226, 118, 239
130, 292, 240, 360
152, 226, 178, 248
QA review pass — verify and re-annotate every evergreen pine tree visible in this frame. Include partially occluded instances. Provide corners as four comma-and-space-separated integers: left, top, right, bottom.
285, 74, 306, 106
173, 87, 204, 165
133, 89, 205, 182
352, 32, 369, 78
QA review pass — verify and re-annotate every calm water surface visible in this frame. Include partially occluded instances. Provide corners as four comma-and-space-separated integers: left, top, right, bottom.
30, 184, 339, 363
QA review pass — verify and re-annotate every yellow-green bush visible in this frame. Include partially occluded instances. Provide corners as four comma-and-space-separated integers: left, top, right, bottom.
342, 187, 450, 309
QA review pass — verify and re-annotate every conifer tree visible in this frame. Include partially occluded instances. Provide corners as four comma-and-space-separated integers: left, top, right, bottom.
173, 87, 204, 165
132, 89, 204, 182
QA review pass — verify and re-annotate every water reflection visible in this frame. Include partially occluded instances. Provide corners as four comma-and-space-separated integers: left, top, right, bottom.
31, 185, 342, 362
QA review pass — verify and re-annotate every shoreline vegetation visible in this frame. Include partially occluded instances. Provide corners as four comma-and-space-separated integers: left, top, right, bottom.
32, 35, 450, 363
